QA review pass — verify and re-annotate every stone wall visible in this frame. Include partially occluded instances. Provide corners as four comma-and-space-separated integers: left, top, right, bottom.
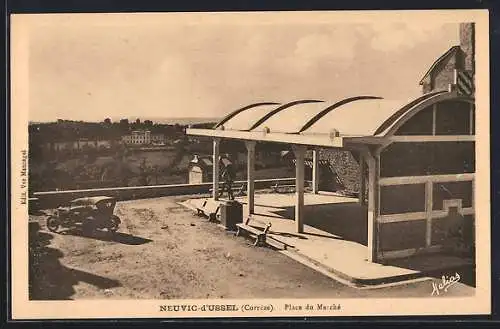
319, 149, 360, 193
32, 178, 295, 210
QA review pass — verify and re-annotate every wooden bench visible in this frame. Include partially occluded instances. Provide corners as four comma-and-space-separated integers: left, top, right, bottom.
191, 199, 221, 221
271, 183, 295, 194
271, 181, 314, 194
339, 190, 359, 198
235, 217, 272, 247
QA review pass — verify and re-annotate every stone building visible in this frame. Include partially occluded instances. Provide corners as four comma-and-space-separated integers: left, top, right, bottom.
419, 23, 475, 95
121, 130, 166, 145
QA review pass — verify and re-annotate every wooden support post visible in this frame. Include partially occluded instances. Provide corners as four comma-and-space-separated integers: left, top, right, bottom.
246, 141, 256, 217
359, 153, 366, 206
366, 150, 379, 263
293, 145, 306, 233
469, 102, 474, 135
312, 149, 320, 194
425, 181, 433, 247
432, 104, 437, 136
212, 138, 220, 201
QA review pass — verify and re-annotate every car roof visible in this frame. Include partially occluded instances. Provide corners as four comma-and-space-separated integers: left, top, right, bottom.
70, 196, 116, 205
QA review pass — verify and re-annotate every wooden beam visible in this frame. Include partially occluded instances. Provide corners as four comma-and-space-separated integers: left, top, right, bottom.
293, 145, 306, 233
365, 150, 379, 263
389, 135, 475, 142
212, 138, 220, 201
432, 104, 437, 135
344, 136, 386, 145
359, 153, 366, 206
312, 149, 320, 194
425, 181, 433, 247
378, 212, 427, 224
245, 141, 256, 216
469, 102, 474, 135
376, 208, 474, 224
379, 173, 474, 186
186, 128, 345, 148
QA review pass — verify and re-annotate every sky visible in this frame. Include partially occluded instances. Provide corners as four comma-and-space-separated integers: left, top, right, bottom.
25, 12, 460, 122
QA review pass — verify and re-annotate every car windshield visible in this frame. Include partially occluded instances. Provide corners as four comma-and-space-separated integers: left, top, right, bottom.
98, 201, 114, 209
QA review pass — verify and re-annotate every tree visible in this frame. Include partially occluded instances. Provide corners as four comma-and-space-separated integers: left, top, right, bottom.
152, 165, 159, 185
104, 118, 112, 125
144, 120, 153, 126
138, 158, 149, 186
135, 118, 141, 125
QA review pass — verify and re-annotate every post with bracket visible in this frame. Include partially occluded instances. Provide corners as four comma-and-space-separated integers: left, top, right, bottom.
245, 141, 256, 217
293, 145, 306, 233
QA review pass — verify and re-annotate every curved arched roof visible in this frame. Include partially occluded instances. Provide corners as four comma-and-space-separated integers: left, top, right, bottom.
190, 91, 474, 148
215, 91, 467, 137
214, 102, 282, 131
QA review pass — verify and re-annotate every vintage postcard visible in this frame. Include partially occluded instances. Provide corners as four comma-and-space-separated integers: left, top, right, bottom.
10, 9, 490, 319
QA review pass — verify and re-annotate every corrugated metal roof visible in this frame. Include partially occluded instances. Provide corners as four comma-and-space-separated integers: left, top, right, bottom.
216, 103, 282, 131
215, 93, 445, 137
301, 98, 406, 136
197, 91, 473, 146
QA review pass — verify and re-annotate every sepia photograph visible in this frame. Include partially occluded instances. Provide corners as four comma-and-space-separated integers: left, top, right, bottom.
10, 9, 490, 319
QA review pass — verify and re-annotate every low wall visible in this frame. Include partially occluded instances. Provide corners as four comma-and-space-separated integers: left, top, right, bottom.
32, 178, 295, 210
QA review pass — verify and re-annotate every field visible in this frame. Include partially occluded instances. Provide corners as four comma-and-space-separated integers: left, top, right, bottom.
29, 146, 296, 192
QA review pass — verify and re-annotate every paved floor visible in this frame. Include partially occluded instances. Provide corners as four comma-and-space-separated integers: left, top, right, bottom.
185, 192, 474, 286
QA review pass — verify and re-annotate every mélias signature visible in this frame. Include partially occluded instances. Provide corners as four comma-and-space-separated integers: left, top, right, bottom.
431, 273, 461, 296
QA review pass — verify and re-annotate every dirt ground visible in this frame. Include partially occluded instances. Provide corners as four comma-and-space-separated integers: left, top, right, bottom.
29, 196, 475, 300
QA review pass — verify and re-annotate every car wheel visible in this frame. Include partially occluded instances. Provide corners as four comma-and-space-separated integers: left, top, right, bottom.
108, 216, 120, 233
46, 216, 60, 233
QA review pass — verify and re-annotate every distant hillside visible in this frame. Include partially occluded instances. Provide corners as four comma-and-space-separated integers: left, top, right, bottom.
110, 117, 222, 125
29, 117, 222, 125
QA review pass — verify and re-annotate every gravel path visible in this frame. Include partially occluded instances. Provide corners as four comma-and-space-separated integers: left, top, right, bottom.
29, 196, 475, 300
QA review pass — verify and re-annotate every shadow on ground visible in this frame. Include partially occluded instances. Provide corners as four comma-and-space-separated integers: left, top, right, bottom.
58, 228, 153, 245
270, 202, 368, 245
383, 253, 476, 288
257, 201, 476, 287
29, 222, 122, 300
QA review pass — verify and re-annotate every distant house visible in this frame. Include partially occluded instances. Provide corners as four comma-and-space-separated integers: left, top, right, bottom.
122, 130, 151, 145
122, 130, 166, 145
188, 154, 234, 184
45, 138, 112, 153
96, 140, 112, 149
151, 133, 166, 145
188, 155, 214, 184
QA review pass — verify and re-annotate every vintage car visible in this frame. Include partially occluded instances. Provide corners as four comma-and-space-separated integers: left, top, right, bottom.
46, 196, 121, 234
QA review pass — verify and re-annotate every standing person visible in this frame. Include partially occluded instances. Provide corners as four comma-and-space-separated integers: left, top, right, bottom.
219, 162, 235, 200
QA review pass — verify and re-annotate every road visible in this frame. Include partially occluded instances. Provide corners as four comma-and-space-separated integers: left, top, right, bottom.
29, 196, 475, 300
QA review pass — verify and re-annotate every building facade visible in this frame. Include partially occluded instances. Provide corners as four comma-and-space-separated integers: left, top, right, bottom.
121, 130, 151, 145
420, 23, 475, 95
44, 139, 112, 152
151, 133, 166, 145
121, 130, 166, 145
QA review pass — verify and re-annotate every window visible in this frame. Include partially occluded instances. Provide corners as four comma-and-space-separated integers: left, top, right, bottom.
435, 101, 472, 135
395, 106, 433, 135
380, 142, 475, 177
394, 100, 474, 136
380, 184, 426, 215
